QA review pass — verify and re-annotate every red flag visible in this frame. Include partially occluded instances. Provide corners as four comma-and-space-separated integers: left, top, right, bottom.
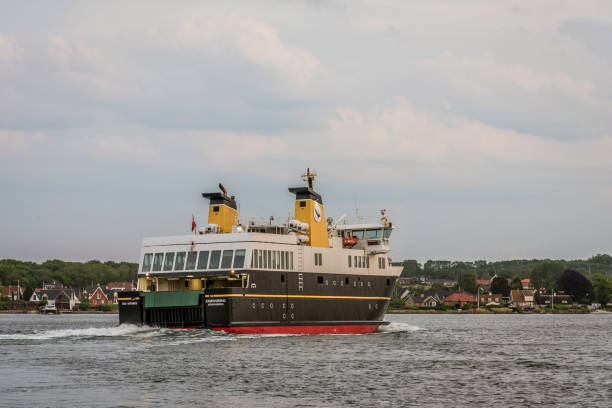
191, 215, 196, 232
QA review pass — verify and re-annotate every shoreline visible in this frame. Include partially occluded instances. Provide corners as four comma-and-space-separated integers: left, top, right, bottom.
0, 310, 118, 315
386, 307, 602, 314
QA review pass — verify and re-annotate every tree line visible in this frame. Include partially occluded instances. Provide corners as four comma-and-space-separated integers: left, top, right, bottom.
0, 259, 138, 300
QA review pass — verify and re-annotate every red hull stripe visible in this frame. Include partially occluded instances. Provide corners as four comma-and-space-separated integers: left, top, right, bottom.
213, 324, 379, 335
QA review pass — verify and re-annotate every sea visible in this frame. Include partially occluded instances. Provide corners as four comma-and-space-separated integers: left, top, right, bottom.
0, 313, 610, 407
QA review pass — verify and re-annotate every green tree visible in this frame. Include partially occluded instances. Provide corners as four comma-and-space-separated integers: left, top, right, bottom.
592, 274, 612, 306
490, 276, 510, 297
458, 270, 478, 294
400, 260, 422, 277
510, 276, 523, 290
558, 269, 594, 304
531, 261, 564, 290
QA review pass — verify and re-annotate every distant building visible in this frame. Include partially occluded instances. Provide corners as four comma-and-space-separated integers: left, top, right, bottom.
521, 279, 533, 290
539, 294, 573, 306
477, 293, 503, 306
444, 292, 477, 308
510, 289, 535, 309
89, 286, 115, 306
106, 281, 135, 291
30, 288, 79, 310
1, 285, 24, 300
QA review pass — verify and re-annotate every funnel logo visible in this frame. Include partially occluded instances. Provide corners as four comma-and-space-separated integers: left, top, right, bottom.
313, 203, 322, 222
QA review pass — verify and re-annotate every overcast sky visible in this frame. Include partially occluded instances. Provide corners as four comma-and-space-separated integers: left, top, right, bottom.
1, 1, 611, 264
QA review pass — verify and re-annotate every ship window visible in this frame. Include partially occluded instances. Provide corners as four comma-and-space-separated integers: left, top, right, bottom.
209, 250, 221, 269
186, 251, 197, 270
354, 256, 357, 268
345, 277, 349, 285
281, 251, 286, 269
289, 252, 294, 270
317, 276, 324, 284
163, 253, 175, 271
234, 249, 246, 268
142, 253, 153, 272
366, 229, 382, 239
358, 257, 362, 268
281, 274, 285, 283
252, 249, 258, 268
285, 251, 289, 270
265, 250, 271, 269
258, 250, 263, 269
221, 250, 233, 268
213, 206, 219, 212
272, 251, 277, 269
348, 255, 351, 267
366, 257, 369, 268
153, 253, 164, 271
174, 252, 186, 271
197, 251, 209, 270
383, 228, 392, 238
386, 279, 391, 286
353, 230, 364, 239
300, 201, 306, 207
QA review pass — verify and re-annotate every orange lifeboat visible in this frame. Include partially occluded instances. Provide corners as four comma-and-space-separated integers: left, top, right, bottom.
342, 235, 358, 247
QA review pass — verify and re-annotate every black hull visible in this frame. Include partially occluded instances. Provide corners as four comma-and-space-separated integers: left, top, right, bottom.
119, 270, 396, 332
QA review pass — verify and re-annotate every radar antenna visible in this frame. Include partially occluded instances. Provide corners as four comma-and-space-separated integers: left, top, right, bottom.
301, 168, 317, 189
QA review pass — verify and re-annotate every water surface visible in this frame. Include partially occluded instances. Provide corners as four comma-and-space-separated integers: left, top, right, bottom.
0, 313, 610, 407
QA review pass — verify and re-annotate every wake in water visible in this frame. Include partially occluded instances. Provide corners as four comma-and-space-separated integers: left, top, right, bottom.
378, 321, 425, 333
0, 324, 160, 340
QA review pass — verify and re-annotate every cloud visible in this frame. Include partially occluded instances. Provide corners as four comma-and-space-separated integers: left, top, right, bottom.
421, 52, 594, 101
559, 18, 612, 60
0, 32, 22, 60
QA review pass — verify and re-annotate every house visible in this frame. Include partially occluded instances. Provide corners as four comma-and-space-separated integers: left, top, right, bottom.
521, 278, 533, 290
443, 292, 477, 308
510, 289, 536, 309
477, 293, 504, 306
403, 294, 439, 307
30, 288, 79, 310
539, 294, 573, 306
1, 285, 25, 300
89, 286, 114, 306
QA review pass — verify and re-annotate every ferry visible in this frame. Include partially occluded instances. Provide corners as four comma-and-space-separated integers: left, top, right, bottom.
118, 170, 401, 334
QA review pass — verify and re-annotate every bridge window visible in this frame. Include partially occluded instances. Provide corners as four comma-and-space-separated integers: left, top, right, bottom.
289, 252, 294, 270
366, 229, 382, 239
163, 253, 175, 271
221, 250, 233, 269
174, 252, 186, 271
152, 253, 163, 271
234, 249, 246, 268
209, 250, 221, 269
358, 256, 362, 268
353, 230, 364, 239
383, 228, 392, 238
186, 251, 197, 270
142, 253, 153, 272
197, 251, 210, 270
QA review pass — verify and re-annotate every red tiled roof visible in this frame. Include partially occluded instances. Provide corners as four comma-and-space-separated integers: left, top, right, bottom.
521, 278, 531, 283
445, 292, 476, 302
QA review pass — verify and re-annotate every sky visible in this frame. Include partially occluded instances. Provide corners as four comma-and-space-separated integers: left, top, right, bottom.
1, 0, 611, 264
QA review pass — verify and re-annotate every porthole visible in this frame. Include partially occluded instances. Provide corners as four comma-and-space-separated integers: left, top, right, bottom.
367, 282, 371, 287
282, 313, 286, 319
270, 303, 274, 309
325, 280, 329, 286
333, 280, 337, 286
290, 313, 295, 319
260, 302, 265, 309
252, 303, 256, 309
290, 303, 294, 309
282, 303, 286, 309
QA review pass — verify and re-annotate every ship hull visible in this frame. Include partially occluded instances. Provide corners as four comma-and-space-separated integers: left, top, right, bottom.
119, 271, 396, 334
